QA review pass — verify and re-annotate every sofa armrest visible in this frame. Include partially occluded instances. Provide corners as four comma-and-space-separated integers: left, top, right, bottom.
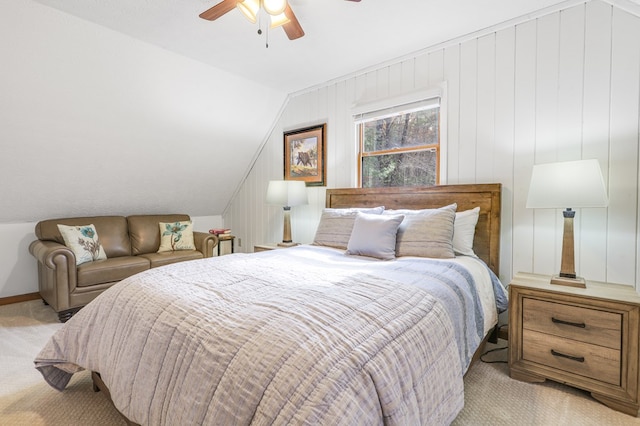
193, 232, 218, 258
29, 240, 76, 271
28, 240, 78, 311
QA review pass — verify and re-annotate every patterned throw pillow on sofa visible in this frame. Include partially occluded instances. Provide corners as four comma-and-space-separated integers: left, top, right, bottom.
158, 221, 196, 252
57, 224, 108, 265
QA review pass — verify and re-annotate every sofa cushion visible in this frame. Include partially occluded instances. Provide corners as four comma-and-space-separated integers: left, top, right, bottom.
57, 224, 108, 265
158, 221, 196, 252
35, 216, 131, 258
128, 214, 191, 255
139, 250, 203, 268
77, 256, 150, 287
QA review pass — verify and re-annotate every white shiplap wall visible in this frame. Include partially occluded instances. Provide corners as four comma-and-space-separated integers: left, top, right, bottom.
224, 0, 640, 289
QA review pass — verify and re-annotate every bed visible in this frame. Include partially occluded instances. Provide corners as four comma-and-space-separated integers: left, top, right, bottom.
35, 184, 507, 425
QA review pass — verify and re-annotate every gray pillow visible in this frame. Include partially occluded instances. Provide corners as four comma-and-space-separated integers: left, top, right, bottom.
385, 204, 457, 258
346, 212, 405, 260
312, 206, 384, 249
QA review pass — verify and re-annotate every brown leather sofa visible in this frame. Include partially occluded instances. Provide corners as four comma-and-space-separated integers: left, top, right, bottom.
29, 214, 218, 322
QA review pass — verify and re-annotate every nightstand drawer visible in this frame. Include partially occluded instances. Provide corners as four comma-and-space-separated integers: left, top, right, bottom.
523, 329, 621, 386
523, 298, 622, 350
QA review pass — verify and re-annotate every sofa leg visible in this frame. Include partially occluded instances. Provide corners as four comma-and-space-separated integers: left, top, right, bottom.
58, 307, 81, 323
42, 299, 49, 305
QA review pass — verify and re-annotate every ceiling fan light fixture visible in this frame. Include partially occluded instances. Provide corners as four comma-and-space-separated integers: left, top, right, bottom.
263, 0, 287, 16
237, 0, 259, 23
270, 12, 290, 28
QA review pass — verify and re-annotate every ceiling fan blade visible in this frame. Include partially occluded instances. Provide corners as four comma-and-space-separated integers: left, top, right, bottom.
199, 0, 238, 21
282, 4, 305, 40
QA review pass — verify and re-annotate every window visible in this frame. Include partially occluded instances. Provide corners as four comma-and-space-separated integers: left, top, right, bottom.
355, 96, 440, 188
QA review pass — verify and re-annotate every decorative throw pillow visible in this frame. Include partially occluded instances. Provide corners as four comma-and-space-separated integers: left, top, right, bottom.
346, 212, 405, 260
312, 206, 384, 249
57, 224, 107, 266
453, 207, 480, 257
385, 204, 457, 258
158, 221, 196, 252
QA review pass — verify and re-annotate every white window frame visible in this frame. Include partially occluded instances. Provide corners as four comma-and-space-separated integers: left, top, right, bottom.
351, 83, 447, 187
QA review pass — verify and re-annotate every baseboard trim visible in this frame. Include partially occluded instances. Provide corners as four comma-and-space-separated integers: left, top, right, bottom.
0, 292, 40, 306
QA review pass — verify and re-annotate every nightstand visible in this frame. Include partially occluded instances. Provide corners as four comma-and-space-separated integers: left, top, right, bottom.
216, 234, 235, 256
509, 272, 640, 416
253, 243, 298, 252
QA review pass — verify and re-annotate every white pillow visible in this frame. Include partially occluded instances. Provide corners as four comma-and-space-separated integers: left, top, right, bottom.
57, 224, 107, 266
385, 204, 457, 258
158, 221, 196, 252
312, 207, 384, 249
453, 207, 480, 257
346, 212, 405, 260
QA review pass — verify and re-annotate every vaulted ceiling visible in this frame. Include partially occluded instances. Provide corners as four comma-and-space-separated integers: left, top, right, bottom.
32, 0, 580, 94
6, 0, 637, 224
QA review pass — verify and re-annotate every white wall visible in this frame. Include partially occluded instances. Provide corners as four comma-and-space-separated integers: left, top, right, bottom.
224, 0, 640, 289
0, 0, 285, 298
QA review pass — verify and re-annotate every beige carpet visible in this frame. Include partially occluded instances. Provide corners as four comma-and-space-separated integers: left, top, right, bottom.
1, 300, 638, 425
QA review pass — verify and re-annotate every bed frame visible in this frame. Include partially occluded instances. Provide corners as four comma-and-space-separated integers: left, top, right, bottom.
326, 183, 502, 276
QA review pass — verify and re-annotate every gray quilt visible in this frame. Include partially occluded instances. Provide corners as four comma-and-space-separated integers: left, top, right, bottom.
35, 245, 500, 425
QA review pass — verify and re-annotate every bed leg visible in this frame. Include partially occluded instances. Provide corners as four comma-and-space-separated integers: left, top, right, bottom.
91, 371, 141, 426
488, 324, 499, 344
57, 307, 81, 323
92, 372, 104, 393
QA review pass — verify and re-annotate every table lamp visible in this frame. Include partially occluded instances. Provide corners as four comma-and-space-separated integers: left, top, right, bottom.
266, 180, 308, 247
526, 159, 608, 288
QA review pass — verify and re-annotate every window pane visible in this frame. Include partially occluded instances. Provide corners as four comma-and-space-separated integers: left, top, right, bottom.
361, 149, 437, 188
363, 108, 439, 152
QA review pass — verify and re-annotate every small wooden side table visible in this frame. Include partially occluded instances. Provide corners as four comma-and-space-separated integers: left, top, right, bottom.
217, 234, 235, 256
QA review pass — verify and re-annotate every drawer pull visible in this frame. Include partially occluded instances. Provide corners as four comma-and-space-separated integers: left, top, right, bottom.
550, 349, 585, 363
551, 317, 585, 328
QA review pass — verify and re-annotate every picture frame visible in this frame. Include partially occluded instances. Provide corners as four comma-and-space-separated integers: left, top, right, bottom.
283, 123, 326, 186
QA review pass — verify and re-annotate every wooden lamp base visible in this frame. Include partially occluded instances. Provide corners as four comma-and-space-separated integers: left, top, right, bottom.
278, 207, 298, 248
551, 275, 586, 288
551, 208, 586, 289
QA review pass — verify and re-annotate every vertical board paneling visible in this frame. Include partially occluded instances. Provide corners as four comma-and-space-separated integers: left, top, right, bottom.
494, 26, 516, 282
608, 7, 640, 285
223, 1, 640, 289
458, 39, 478, 183
581, 0, 612, 282
533, 12, 561, 276
558, 5, 586, 161
414, 54, 429, 89
428, 49, 445, 88
513, 19, 537, 276
476, 33, 496, 182
443, 44, 461, 183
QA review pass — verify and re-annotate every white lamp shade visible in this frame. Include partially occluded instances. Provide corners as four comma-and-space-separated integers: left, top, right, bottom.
266, 180, 308, 207
263, 0, 287, 16
270, 12, 290, 28
237, 0, 259, 23
526, 159, 608, 209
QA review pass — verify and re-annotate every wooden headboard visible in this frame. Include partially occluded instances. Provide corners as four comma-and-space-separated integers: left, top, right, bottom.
326, 184, 502, 276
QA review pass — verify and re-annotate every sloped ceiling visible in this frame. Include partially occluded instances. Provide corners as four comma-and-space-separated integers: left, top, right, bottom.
31, 0, 583, 94
5, 0, 639, 224
1, 1, 286, 223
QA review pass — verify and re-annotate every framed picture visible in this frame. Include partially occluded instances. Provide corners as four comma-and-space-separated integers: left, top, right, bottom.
284, 123, 326, 186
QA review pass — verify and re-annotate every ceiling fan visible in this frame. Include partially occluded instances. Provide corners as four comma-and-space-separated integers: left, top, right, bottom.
200, 0, 361, 41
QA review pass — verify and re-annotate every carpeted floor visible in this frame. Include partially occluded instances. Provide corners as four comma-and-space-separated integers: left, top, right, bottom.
1, 300, 639, 425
